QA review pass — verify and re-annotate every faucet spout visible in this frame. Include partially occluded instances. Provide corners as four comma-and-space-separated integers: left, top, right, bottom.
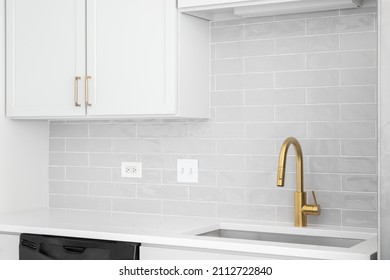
276, 137, 304, 193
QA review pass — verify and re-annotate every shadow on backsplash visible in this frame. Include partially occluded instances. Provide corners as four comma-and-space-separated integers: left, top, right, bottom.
49, 7, 378, 229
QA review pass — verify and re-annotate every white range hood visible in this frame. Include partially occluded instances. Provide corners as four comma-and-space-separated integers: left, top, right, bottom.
178, 0, 371, 21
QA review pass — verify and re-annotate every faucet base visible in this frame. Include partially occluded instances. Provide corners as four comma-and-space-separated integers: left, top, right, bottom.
294, 192, 307, 227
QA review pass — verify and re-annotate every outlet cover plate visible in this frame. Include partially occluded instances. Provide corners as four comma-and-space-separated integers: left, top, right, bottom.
121, 162, 142, 178
177, 159, 198, 183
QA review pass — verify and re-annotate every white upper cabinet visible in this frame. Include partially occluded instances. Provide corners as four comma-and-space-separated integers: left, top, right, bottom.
86, 0, 177, 116
6, 0, 210, 119
6, 0, 86, 117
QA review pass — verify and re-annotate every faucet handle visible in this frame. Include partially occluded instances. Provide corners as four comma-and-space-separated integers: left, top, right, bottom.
312, 191, 318, 206
302, 191, 321, 216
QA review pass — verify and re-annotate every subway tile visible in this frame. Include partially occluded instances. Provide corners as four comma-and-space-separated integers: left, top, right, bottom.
217, 139, 275, 155
307, 86, 376, 104
340, 32, 377, 50
211, 90, 244, 106
50, 124, 88, 138
211, 26, 243, 43
188, 139, 217, 154
245, 54, 305, 72
246, 156, 278, 172
306, 14, 375, 35
275, 105, 339, 121
343, 192, 377, 211
89, 124, 136, 138
342, 174, 378, 192
307, 50, 376, 69
246, 189, 277, 205
89, 153, 136, 168
49, 181, 88, 195
245, 88, 306, 105
66, 139, 111, 153
308, 157, 377, 174
113, 198, 161, 214
112, 168, 162, 184
162, 139, 188, 154
66, 167, 111, 182
217, 171, 276, 188
49, 152, 88, 167
189, 123, 245, 138
189, 186, 245, 203
305, 173, 342, 191
275, 35, 339, 54
342, 210, 377, 228
341, 139, 377, 157
137, 124, 188, 138
49, 195, 66, 208
275, 70, 339, 87
211, 58, 243, 75
163, 170, 217, 186
245, 20, 305, 40
66, 196, 111, 211
340, 68, 377, 85
340, 104, 377, 121
49, 167, 65, 180
215, 40, 274, 59
111, 139, 161, 153
308, 122, 376, 138
216, 73, 274, 90
246, 123, 306, 138
163, 201, 217, 217
215, 106, 274, 122
49, 139, 65, 152
89, 182, 136, 198
217, 203, 276, 222
191, 155, 246, 171
137, 184, 188, 200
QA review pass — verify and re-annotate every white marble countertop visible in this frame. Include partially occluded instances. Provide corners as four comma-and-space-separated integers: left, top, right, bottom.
0, 208, 377, 260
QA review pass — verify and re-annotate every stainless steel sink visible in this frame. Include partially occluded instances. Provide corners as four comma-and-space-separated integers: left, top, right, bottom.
197, 229, 364, 248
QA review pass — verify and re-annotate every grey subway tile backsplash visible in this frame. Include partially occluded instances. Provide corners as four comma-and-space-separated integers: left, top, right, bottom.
49, 9, 378, 229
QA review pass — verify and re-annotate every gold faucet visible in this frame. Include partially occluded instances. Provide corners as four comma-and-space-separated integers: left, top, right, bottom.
276, 137, 320, 227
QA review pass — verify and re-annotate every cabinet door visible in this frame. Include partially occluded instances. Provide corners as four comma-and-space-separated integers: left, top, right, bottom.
86, 0, 177, 116
6, 0, 86, 118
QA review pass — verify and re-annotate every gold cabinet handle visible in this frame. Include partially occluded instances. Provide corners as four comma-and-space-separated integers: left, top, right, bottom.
85, 76, 92, 107
74, 77, 81, 107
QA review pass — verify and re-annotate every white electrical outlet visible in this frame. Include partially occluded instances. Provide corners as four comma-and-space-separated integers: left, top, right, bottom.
121, 162, 142, 178
177, 159, 198, 183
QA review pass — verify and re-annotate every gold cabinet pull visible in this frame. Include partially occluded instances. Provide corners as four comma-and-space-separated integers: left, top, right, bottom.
85, 76, 92, 107
74, 76, 81, 107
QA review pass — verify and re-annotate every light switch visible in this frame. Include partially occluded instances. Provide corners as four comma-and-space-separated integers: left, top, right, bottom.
177, 159, 198, 183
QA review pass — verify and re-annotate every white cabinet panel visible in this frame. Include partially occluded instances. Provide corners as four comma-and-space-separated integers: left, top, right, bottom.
86, 0, 177, 116
0, 234, 19, 260
140, 244, 305, 260
6, 0, 86, 117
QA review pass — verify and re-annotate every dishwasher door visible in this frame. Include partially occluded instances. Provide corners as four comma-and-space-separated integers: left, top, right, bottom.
19, 234, 140, 260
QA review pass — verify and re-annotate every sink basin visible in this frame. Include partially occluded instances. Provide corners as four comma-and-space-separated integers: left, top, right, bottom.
198, 229, 364, 248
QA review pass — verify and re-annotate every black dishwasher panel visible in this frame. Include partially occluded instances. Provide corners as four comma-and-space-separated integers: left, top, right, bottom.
19, 234, 140, 260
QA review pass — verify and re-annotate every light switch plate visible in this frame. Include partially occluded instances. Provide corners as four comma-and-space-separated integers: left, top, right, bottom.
177, 159, 198, 183
121, 162, 142, 178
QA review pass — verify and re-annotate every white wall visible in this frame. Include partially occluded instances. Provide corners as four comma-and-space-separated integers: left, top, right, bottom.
0, 0, 49, 214
379, 0, 390, 260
